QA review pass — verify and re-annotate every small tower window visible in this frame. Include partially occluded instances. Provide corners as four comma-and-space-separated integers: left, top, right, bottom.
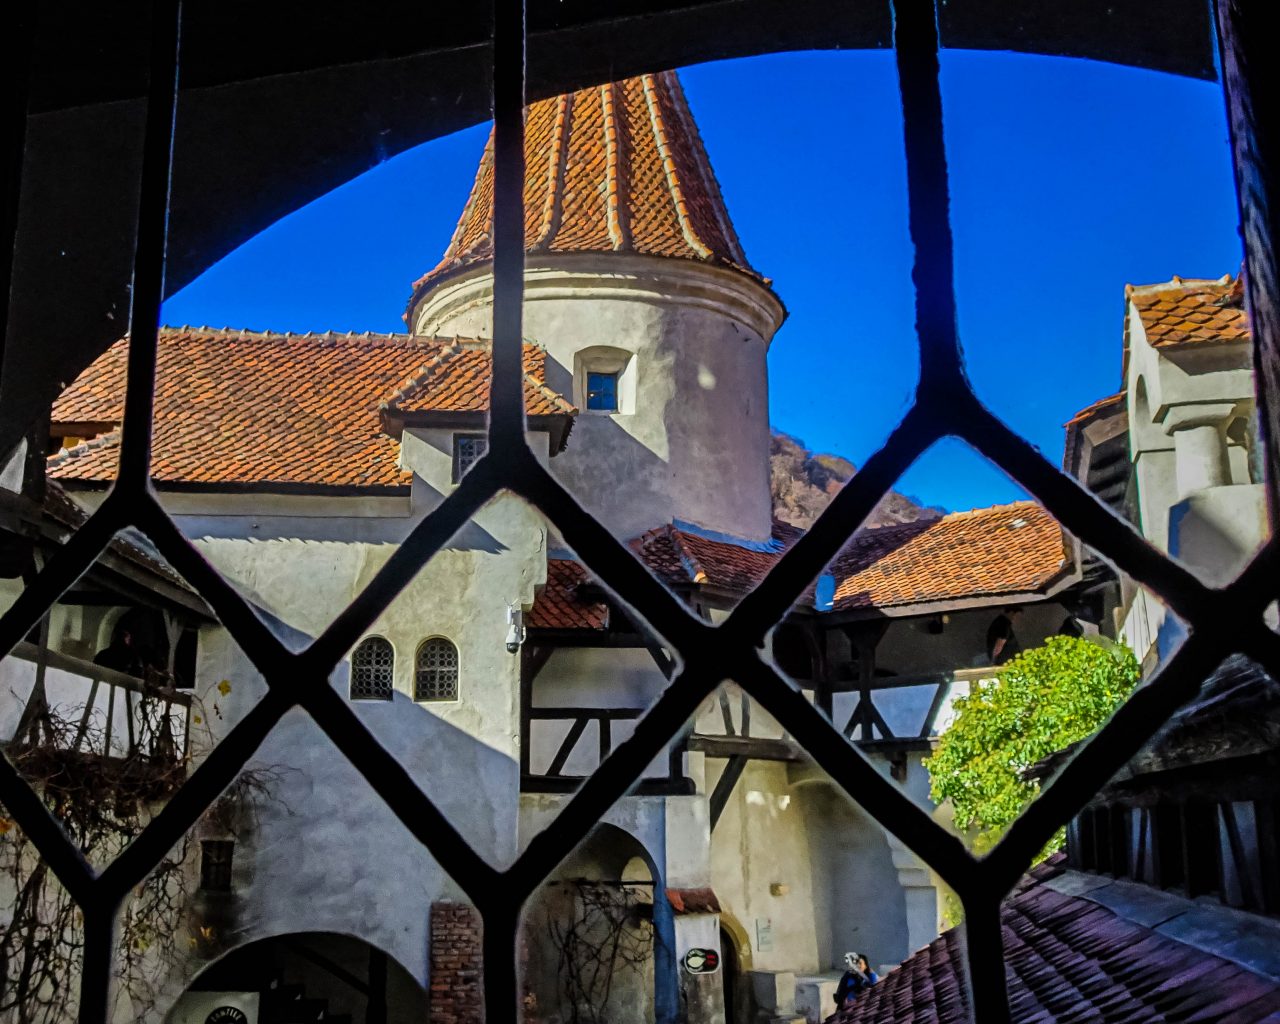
453, 433, 488, 482
586, 371, 619, 412
351, 636, 394, 700
200, 839, 234, 892
415, 637, 459, 701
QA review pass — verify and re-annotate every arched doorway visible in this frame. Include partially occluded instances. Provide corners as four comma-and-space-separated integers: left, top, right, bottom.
716, 912, 753, 1024
719, 926, 739, 1024
521, 823, 678, 1024
169, 931, 425, 1024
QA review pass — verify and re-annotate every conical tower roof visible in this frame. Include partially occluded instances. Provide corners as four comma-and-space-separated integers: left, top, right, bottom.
406, 71, 763, 319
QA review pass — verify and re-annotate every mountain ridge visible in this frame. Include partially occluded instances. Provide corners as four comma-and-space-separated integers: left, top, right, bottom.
770, 431, 943, 529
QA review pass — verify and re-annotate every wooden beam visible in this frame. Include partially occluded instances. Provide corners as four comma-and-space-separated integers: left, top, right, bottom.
546, 717, 589, 777
527, 706, 641, 720
919, 681, 950, 738
687, 734, 800, 762
709, 755, 748, 831
865, 700, 895, 740
717, 688, 736, 736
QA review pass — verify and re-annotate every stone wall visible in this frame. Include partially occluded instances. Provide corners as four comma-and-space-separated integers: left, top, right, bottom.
428, 903, 484, 1024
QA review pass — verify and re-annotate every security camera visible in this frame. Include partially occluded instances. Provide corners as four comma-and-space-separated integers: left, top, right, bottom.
505, 606, 526, 654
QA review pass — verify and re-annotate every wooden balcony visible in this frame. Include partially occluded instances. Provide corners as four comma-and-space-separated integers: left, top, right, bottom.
2, 639, 193, 766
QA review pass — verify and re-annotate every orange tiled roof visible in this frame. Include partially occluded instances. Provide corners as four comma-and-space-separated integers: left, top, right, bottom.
1063, 391, 1124, 430
633, 505, 1067, 613
633, 522, 793, 594
833, 854, 1280, 1024
49, 328, 574, 490
528, 505, 1068, 631
528, 559, 610, 631
407, 71, 761, 317
829, 502, 1068, 611
1127, 273, 1251, 351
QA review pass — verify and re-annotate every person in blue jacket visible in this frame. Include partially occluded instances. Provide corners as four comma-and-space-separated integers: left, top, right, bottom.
834, 952, 879, 1009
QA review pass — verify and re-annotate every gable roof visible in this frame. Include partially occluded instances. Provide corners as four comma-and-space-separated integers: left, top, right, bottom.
528, 558, 611, 631
407, 71, 762, 316
48, 328, 575, 491
830, 855, 1280, 1024
1127, 273, 1251, 352
535, 503, 1071, 629
828, 503, 1069, 612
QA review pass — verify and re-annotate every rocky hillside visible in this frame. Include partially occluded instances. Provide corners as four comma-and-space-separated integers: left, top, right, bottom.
770, 431, 942, 529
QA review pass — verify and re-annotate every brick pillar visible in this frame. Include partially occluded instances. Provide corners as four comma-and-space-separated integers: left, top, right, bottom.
428, 902, 483, 1024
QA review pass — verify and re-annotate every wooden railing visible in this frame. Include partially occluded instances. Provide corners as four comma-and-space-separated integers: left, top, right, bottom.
521, 706, 690, 793
2, 640, 193, 763
518, 666, 1001, 797
827, 664, 1000, 743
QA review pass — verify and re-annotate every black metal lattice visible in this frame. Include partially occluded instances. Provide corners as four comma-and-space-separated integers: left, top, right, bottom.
415, 638, 460, 702
351, 636, 395, 701
1, 1, 1278, 1022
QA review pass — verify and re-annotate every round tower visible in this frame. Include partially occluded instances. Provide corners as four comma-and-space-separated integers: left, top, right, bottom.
407, 72, 786, 542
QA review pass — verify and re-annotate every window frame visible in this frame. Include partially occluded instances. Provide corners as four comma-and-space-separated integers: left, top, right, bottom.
350, 634, 396, 701
414, 635, 461, 703
199, 839, 235, 893
574, 345, 635, 415
585, 370, 619, 412
452, 431, 489, 483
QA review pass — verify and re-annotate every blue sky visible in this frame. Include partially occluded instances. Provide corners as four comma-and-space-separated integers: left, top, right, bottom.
163, 50, 1241, 513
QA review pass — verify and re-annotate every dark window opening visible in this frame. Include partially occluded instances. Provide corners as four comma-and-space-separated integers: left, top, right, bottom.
453, 433, 488, 482
1182, 800, 1221, 898
1109, 804, 1131, 878
586, 371, 618, 412
174, 627, 198, 690
1154, 802, 1186, 890
200, 839, 234, 892
351, 636, 395, 700
415, 637, 459, 701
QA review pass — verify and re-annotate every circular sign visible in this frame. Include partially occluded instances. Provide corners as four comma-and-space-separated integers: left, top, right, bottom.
683, 948, 720, 975
205, 1008, 248, 1024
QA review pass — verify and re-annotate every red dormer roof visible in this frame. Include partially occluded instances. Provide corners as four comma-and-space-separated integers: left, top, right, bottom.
828, 502, 1069, 612
407, 71, 763, 318
48, 328, 575, 491
531, 504, 1071, 628
1126, 272, 1251, 352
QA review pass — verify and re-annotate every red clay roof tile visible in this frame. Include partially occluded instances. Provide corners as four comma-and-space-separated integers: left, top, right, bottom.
407, 71, 762, 317
828, 503, 1069, 611
528, 558, 610, 631
599, 504, 1067, 620
48, 328, 574, 490
831, 856, 1280, 1024
1128, 274, 1251, 351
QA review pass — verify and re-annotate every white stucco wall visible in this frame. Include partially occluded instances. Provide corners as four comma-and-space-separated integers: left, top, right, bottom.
1126, 301, 1258, 556
142, 470, 551, 1005
413, 255, 784, 543
530, 646, 671, 778
709, 759, 821, 974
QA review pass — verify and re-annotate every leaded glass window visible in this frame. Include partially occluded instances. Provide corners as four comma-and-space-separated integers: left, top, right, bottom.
200, 839, 234, 892
351, 636, 394, 700
415, 637, 459, 701
586, 371, 618, 412
453, 433, 488, 482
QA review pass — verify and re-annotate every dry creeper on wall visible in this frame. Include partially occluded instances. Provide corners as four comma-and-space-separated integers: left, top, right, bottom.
544, 880, 654, 1024
0, 679, 286, 1024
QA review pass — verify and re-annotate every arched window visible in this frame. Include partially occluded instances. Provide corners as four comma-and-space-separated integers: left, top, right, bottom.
350, 636, 394, 700
415, 637, 459, 701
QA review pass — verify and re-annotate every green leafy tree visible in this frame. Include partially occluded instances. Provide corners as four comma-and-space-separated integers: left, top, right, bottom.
924, 635, 1140, 857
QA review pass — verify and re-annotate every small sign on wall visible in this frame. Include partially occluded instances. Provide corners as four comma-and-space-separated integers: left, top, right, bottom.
206, 1009, 249, 1024
168, 991, 259, 1024
755, 917, 774, 952
683, 948, 721, 974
